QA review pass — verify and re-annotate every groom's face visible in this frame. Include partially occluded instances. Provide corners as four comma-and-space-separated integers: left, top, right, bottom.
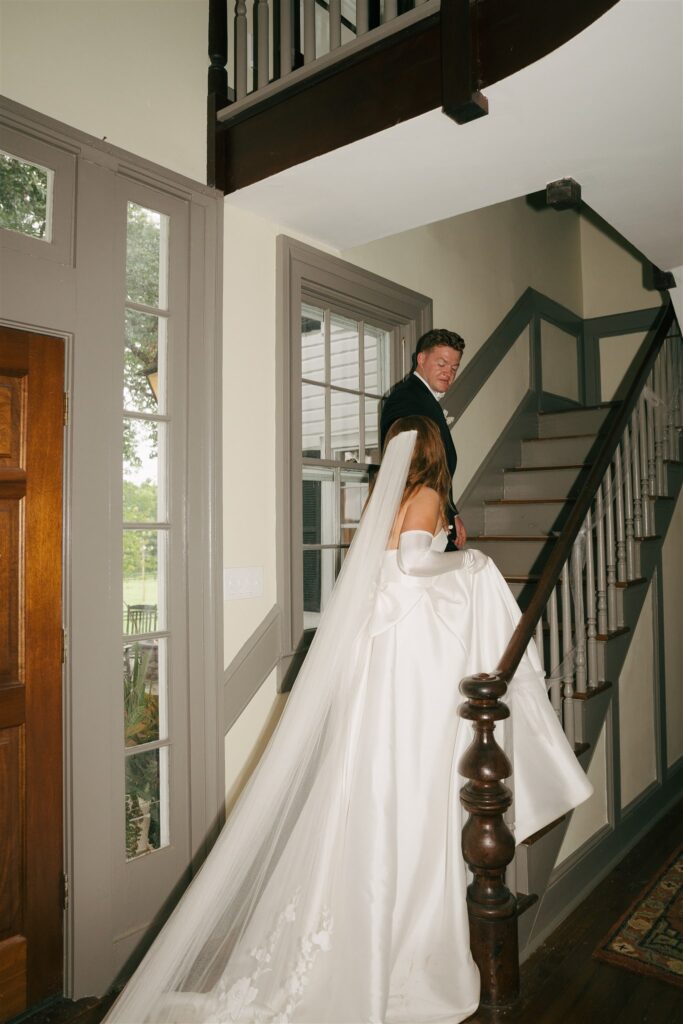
417, 345, 462, 394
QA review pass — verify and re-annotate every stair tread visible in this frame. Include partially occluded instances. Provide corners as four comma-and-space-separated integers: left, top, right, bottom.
504, 463, 592, 473
504, 574, 541, 582
538, 402, 617, 414
596, 625, 630, 640
470, 534, 554, 541
573, 681, 613, 700
616, 577, 647, 588
484, 498, 572, 506
523, 433, 600, 442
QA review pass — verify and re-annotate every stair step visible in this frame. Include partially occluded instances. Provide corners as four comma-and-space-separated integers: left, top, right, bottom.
516, 892, 539, 917
520, 434, 599, 468
471, 535, 554, 576
484, 498, 572, 536
573, 681, 613, 701
537, 405, 613, 438
502, 464, 591, 499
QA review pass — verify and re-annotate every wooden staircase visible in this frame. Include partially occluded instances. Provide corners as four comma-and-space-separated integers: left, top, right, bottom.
455, 304, 683, 1006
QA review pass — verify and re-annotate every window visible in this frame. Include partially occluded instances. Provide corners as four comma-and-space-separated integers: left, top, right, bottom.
0, 150, 54, 241
122, 202, 171, 859
300, 303, 391, 626
277, 237, 432, 681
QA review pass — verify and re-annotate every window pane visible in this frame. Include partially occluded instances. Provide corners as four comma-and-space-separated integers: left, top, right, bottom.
123, 418, 166, 522
125, 747, 169, 859
126, 202, 169, 309
302, 381, 326, 458
330, 314, 359, 391
364, 324, 391, 396
340, 471, 369, 545
123, 530, 166, 633
330, 388, 360, 462
301, 303, 325, 383
124, 639, 167, 747
302, 467, 335, 546
364, 396, 381, 461
303, 547, 337, 628
125, 310, 166, 413
0, 151, 53, 241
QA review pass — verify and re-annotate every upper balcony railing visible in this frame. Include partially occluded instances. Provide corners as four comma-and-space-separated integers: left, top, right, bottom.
208, 1, 621, 194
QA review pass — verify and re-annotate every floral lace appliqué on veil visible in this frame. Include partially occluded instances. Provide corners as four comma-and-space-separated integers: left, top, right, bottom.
212, 890, 333, 1023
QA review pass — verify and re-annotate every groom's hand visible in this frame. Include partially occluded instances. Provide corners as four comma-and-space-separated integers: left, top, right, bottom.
454, 516, 467, 548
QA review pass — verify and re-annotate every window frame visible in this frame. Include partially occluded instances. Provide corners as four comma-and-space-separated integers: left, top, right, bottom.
276, 236, 432, 689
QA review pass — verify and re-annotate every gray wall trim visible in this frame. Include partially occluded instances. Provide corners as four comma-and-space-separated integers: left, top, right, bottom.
583, 305, 662, 403
223, 604, 283, 732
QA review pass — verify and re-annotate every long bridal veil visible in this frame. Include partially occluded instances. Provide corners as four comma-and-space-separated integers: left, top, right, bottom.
106, 430, 418, 1024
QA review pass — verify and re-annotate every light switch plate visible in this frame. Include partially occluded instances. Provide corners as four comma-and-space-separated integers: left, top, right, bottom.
223, 566, 264, 600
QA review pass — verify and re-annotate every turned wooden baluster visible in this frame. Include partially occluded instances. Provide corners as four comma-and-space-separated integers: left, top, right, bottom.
329, 0, 342, 49
638, 394, 652, 535
584, 509, 599, 689
622, 428, 637, 580
209, 0, 229, 100
547, 587, 562, 717
571, 535, 587, 694
303, 0, 315, 63
280, 0, 293, 76
672, 335, 682, 436
654, 356, 667, 495
234, 0, 248, 98
646, 376, 657, 519
459, 672, 519, 1007
666, 337, 678, 459
603, 470, 619, 631
384, 0, 398, 20
614, 445, 627, 583
253, 0, 270, 89
357, 0, 369, 34
560, 562, 575, 746
595, 485, 608, 645
631, 408, 644, 541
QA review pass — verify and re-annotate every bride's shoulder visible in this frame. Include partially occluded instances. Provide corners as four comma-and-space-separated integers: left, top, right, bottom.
401, 486, 441, 534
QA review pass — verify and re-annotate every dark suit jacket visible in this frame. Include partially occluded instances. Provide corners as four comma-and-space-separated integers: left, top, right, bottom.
380, 373, 459, 544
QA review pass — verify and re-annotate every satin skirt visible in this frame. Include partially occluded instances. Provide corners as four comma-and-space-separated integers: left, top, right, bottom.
155, 555, 592, 1024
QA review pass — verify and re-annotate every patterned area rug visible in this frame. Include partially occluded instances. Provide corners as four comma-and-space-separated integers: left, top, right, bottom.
594, 842, 683, 987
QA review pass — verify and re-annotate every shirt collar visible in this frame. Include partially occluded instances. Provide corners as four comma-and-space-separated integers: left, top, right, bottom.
414, 370, 446, 402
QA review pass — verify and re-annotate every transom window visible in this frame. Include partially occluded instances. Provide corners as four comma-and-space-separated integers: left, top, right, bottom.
0, 150, 54, 241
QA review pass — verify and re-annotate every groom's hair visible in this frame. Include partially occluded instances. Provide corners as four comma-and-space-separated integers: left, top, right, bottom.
411, 329, 465, 372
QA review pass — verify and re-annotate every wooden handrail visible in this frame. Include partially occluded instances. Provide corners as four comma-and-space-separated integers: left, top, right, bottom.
459, 297, 676, 1007
496, 299, 675, 684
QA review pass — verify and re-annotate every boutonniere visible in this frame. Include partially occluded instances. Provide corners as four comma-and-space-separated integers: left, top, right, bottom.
444, 410, 455, 428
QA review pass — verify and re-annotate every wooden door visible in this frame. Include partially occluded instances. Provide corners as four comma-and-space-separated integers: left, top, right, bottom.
0, 327, 64, 1020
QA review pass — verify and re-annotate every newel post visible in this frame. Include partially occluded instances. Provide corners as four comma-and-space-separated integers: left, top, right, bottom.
458, 671, 519, 1006
208, 0, 229, 188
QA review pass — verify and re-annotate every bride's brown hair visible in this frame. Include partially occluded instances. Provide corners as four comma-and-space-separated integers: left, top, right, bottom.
383, 415, 451, 527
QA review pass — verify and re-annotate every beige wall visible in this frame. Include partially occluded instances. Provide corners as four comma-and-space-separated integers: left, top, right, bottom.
662, 490, 683, 767
541, 321, 580, 401
580, 214, 654, 319
599, 332, 647, 401
557, 721, 609, 865
0, 1, 207, 184
619, 582, 658, 808
344, 197, 583, 362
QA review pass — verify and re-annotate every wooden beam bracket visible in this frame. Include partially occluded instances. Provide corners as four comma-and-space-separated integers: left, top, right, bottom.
441, 0, 489, 125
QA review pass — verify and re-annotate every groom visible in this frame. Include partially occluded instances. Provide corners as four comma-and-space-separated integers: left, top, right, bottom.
380, 328, 466, 550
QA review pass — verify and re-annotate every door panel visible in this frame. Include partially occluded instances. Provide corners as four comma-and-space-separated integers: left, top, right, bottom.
0, 327, 64, 1019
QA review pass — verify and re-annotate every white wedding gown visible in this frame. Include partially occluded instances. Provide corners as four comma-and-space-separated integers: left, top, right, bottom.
118, 528, 591, 1024
106, 431, 590, 1024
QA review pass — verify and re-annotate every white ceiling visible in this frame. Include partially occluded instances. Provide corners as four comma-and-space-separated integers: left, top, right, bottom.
227, 0, 683, 269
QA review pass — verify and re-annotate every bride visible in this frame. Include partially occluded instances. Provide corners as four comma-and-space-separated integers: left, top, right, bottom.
106, 417, 592, 1024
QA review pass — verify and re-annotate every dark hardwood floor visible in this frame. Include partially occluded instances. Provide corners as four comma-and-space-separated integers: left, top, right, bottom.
469, 797, 683, 1024
12, 797, 683, 1024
